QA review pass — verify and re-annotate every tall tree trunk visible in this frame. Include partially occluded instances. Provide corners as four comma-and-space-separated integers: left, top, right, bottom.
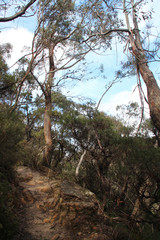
43, 44, 55, 166
138, 55, 160, 131
127, 0, 160, 131
43, 92, 52, 166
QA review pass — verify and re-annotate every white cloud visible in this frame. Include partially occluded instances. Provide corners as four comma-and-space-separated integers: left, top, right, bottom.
0, 27, 33, 70
99, 83, 150, 117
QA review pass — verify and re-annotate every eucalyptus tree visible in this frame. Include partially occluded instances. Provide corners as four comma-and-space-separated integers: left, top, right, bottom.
3, 0, 121, 167
91, 0, 160, 131
122, 0, 160, 132
21, 0, 121, 167
26, 0, 90, 166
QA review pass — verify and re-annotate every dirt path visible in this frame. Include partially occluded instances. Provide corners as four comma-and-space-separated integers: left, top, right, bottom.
14, 166, 113, 240
14, 166, 63, 240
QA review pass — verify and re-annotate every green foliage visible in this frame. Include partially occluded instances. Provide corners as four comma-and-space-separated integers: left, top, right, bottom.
0, 172, 18, 240
0, 104, 25, 239
0, 104, 25, 173
38, 0, 75, 42
19, 139, 44, 168
0, 44, 16, 102
114, 222, 160, 240
116, 101, 153, 137
106, 136, 160, 237
59, 161, 76, 181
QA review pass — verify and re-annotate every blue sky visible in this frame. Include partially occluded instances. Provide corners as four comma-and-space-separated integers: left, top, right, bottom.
0, 0, 160, 117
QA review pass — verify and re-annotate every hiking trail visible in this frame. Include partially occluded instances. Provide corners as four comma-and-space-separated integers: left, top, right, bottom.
14, 166, 113, 240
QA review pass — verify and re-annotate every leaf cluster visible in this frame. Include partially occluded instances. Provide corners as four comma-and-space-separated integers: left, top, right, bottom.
0, 44, 16, 101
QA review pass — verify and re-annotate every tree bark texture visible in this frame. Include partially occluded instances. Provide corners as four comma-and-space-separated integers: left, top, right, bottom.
128, 0, 160, 131
138, 57, 160, 131
43, 45, 55, 166
43, 93, 52, 166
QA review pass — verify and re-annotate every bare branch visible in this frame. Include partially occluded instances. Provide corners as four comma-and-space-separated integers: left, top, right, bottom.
31, 71, 46, 96
50, 49, 90, 74
10, 24, 40, 111
123, 0, 132, 32
8, 51, 36, 70
75, 150, 87, 177
101, 28, 130, 35
56, 28, 78, 44
0, 0, 37, 22
96, 77, 119, 110
81, 28, 130, 46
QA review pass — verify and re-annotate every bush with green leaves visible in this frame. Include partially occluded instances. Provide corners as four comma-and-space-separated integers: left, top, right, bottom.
0, 104, 25, 173
0, 103, 25, 239
0, 171, 18, 240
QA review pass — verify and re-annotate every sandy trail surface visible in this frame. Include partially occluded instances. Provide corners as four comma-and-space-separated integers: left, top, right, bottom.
14, 166, 113, 240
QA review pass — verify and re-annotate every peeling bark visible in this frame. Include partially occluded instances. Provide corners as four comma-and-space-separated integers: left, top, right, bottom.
124, 0, 160, 131
139, 60, 160, 131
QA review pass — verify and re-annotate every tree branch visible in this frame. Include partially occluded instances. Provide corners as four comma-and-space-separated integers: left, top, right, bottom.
0, 0, 37, 22
96, 77, 120, 110
10, 25, 39, 111
82, 28, 130, 44
30, 71, 46, 96
101, 28, 130, 35
49, 49, 90, 74
123, 0, 132, 32
75, 150, 87, 177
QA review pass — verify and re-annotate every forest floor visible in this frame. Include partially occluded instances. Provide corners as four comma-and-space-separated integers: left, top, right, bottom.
13, 166, 114, 240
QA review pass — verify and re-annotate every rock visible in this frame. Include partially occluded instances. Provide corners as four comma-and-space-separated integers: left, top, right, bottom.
23, 189, 35, 203
35, 179, 44, 184
40, 166, 55, 178
60, 180, 95, 201
56, 180, 99, 227
43, 218, 52, 223
51, 234, 60, 240
16, 166, 33, 182
35, 201, 45, 210
20, 196, 27, 205
26, 180, 35, 186
36, 185, 52, 193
